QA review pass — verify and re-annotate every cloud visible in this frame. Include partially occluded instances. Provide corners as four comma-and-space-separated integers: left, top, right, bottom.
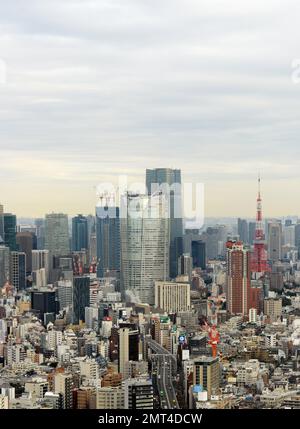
0, 0, 300, 216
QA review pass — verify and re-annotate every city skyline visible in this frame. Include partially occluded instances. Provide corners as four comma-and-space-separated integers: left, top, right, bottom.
1, 1, 300, 216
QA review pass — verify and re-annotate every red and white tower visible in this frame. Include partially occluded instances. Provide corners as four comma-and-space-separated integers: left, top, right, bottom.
251, 176, 269, 278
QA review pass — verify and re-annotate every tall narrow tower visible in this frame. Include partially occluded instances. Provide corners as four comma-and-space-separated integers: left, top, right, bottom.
251, 176, 269, 278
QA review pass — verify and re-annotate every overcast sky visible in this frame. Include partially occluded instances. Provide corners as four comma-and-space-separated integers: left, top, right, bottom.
1, 0, 300, 218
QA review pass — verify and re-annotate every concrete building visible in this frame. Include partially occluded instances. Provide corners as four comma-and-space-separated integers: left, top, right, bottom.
154, 280, 191, 313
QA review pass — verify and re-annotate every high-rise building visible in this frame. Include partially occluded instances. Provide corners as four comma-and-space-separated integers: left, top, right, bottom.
118, 327, 139, 376
4, 213, 17, 251
57, 279, 73, 310
226, 240, 251, 315
248, 222, 256, 245
54, 373, 73, 409
73, 276, 90, 324
32, 250, 49, 281
124, 379, 153, 409
191, 240, 206, 270
0, 204, 4, 243
177, 253, 192, 280
45, 213, 70, 257
264, 297, 282, 322
96, 204, 120, 277
120, 193, 169, 304
193, 356, 220, 399
72, 215, 88, 251
295, 222, 300, 258
268, 221, 282, 263
30, 289, 56, 320
238, 218, 248, 243
0, 245, 10, 287
10, 252, 26, 290
35, 218, 45, 250
16, 232, 36, 273
154, 280, 190, 313
146, 168, 183, 278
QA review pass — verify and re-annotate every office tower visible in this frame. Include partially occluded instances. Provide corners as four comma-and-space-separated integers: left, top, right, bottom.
193, 357, 220, 399
146, 168, 183, 278
226, 240, 251, 315
3, 213, 17, 251
248, 221, 256, 245
118, 327, 139, 376
57, 279, 73, 310
72, 276, 90, 324
96, 203, 120, 277
10, 252, 26, 290
120, 193, 169, 305
154, 280, 190, 313
191, 240, 206, 269
16, 232, 36, 273
0, 245, 10, 287
201, 225, 227, 260
72, 215, 88, 251
283, 224, 295, 246
32, 250, 49, 281
268, 221, 282, 263
85, 307, 98, 329
96, 387, 124, 409
0, 204, 4, 243
178, 253, 192, 280
44, 213, 70, 257
238, 218, 248, 243
54, 373, 73, 409
124, 379, 154, 409
88, 232, 97, 265
32, 268, 47, 288
35, 218, 45, 249
30, 289, 56, 320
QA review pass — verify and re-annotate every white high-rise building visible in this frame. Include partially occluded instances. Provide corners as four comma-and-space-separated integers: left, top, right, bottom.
32, 250, 49, 281
57, 279, 73, 310
120, 193, 169, 305
54, 373, 73, 409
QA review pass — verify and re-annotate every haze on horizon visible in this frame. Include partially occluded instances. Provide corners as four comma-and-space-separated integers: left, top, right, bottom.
1, 0, 300, 218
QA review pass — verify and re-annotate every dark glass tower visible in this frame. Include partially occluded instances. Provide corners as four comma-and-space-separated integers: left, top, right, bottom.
72, 215, 88, 251
96, 205, 120, 277
146, 168, 183, 278
191, 240, 206, 270
4, 213, 17, 251
73, 276, 90, 324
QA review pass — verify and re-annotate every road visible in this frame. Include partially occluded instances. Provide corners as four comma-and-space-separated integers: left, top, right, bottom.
146, 337, 180, 409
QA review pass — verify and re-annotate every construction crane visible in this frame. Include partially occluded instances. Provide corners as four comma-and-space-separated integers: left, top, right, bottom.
203, 321, 220, 358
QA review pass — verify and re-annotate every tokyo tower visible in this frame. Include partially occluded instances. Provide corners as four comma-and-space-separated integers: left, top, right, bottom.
251, 176, 269, 278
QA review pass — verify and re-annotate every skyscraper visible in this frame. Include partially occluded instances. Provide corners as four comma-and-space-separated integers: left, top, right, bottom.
118, 327, 139, 376
10, 252, 26, 290
45, 213, 70, 257
0, 245, 10, 287
191, 240, 206, 269
268, 221, 282, 263
0, 204, 4, 243
16, 232, 36, 273
120, 193, 169, 305
3, 213, 17, 251
226, 240, 251, 315
72, 276, 90, 324
238, 218, 248, 243
72, 215, 88, 251
96, 204, 120, 277
146, 168, 183, 278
